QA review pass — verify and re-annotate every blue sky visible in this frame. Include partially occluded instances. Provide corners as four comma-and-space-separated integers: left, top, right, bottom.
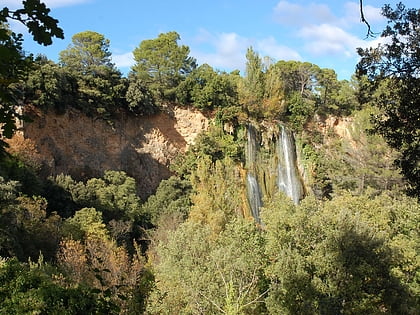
5, 0, 419, 80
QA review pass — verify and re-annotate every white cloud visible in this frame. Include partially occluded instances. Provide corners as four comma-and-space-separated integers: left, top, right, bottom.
256, 36, 301, 61
190, 30, 301, 73
191, 32, 249, 71
112, 52, 134, 68
2, 0, 91, 9
343, 2, 383, 24
273, 1, 383, 29
299, 22, 388, 59
299, 24, 363, 56
273, 1, 336, 26
271, 0, 386, 61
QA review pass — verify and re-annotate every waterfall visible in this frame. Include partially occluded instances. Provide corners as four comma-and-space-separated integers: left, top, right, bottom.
246, 173, 262, 223
277, 126, 304, 204
245, 123, 304, 222
246, 124, 258, 167
245, 124, 261, 222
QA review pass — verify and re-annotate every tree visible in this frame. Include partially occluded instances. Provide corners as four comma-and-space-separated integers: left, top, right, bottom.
275, 60, 319, 98
261, 61, 287, 120
262, 192, 418, 314
189, 156, 244, 235
287, 91, 315, 131
51, 171, 143, 223
357, 3, 420, 197
0, 0, 63, 147
176, 64, 238, 109
316, 68, 341, 115
0, 259, 119, 314
1, 0, 63, 46
59, 31, 114, 75
132, 31, 197, 102
26, 56, 78, 112
244, 47, 265, 102
141, 176, 192, 226
332, 77, 359, 115
0, 178, 61, 261
0, 24, 30, 144
147, 219, 268, 315
57, 237, 147, 313
59, 31, 126, 117
125, 74, 157, 115
63, 207, 108, 240
240, 47, 266, 118
272, 60, 320, 127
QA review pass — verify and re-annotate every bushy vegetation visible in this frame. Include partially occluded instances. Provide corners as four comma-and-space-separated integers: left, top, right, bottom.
0, 1, 419, 313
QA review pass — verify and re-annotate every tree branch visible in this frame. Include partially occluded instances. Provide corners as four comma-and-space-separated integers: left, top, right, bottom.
198, 292, 226, 314
360, 0, 375, 38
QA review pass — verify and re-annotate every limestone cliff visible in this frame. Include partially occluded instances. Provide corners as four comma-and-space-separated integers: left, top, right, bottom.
11, 105, 209, 199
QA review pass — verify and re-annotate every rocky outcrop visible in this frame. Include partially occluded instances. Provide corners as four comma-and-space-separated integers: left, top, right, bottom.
12, 105, 209, 199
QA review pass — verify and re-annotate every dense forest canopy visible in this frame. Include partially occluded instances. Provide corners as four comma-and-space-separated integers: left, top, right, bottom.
0, 1, 419, 314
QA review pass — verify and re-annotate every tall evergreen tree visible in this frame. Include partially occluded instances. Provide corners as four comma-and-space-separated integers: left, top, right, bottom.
59, 31, 115, 75
59, 31, 126, 116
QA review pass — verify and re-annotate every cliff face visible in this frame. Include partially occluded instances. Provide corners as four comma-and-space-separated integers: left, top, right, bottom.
13, 106, 209, 199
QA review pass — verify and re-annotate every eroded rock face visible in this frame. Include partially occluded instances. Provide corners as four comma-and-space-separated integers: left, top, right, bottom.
14, 105, 209, 199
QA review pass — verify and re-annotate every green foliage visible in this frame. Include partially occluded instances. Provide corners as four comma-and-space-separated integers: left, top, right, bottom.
132, 31, 197, 102
1, 5, 418, 312
189, 157, 244, 235
148, 219, 268, 315
26, 56, 78, 112
0, 24, 31, 144
0, 180, 61, 261
58, 31, 126, 118
244, 47, 265, 100
0, 0, 63, 148
195, 125, 243, 162
262, 192, 419, 314
125, 75, 158, 115
1, 0, 64, 46
286, 91, 315, 131
315, 68, 359, 116
239, 57, 357, 123
0, 154, 43, 197
59, 31, 113, 74
141, 176, 192, 226
357, 3, 420, 197
0, 259, 118, 314
332, 77, 359, 115
319, 107, 404, 195
176, 64, 238, 109
240, 47, 265, 115
52, 171, 143, 223
171, 124, 244, 178
85, 171, 143, 221
63, 207, 108, 240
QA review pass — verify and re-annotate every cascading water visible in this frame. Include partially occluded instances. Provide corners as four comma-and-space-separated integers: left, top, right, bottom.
245, 124, 262, 222
246, 124, 258, 166
245, 123, 304, 222
277, 126, 304, 204
246, 173, 262, 224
